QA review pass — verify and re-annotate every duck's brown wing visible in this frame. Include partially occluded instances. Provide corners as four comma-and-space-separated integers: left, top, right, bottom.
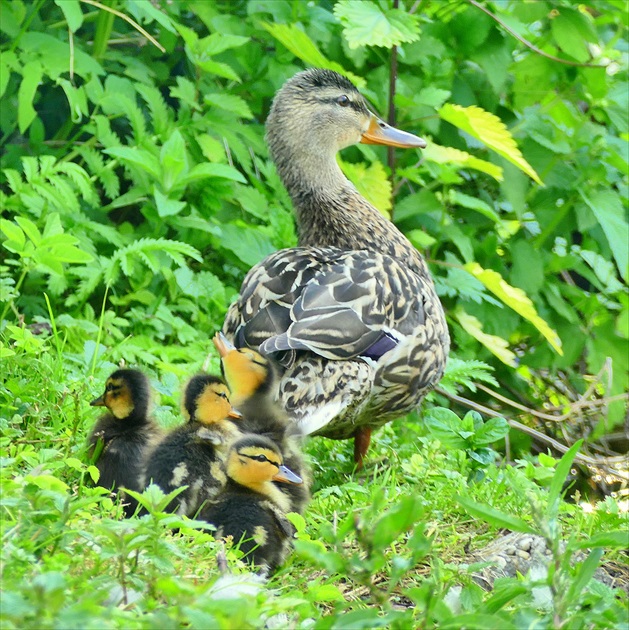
223, 246, 426, 364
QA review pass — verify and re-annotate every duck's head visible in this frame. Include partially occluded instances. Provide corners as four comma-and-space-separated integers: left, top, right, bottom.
182, 374, 242, 426
266, 68, 426, 168
226, 435, 303, 488
213, 332, 274, 406
91, 369, 150, 420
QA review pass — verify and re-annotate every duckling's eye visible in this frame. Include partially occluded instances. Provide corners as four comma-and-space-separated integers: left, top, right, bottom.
336, 95, 350, 107
106, 383, 114, 392
217, 392, 228, 400
254, 454, 268, 463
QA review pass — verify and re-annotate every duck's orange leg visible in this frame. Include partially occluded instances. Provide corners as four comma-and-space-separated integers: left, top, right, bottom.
353, 426, 372, 470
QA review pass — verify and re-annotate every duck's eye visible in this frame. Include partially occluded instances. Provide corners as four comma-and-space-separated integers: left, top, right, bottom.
218, 392, 228, 400
254, 454, 268, 463
336, 95, 350, 107
106, 383, 114, 392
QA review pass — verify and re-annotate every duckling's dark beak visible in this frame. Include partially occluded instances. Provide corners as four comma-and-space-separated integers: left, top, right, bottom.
361, 114, 427, 148
213, 331, 236, 358
90, 394, 106, 407
273, 465, 303, 485
228, 407, 243, 419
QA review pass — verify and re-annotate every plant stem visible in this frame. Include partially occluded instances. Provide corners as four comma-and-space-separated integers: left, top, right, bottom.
388, 0, 399, 222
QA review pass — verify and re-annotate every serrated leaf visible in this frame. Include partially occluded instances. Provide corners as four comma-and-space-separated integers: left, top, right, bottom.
197, 32, 249, 56
439, 104, 542, 185
18, 61, 42, 133
0, 220, 25, 249
104, 147, 161, 180
154, 189, 186, 217
197, 59, 241, 83
177, 163, 246, 187
334, 1, 420, 49
204, 93, 253, 119
54, 0, 83, 33
160, 129, 188, 191
580, 189, 628, 282
455, 308, 517, 367
440, 357, 497, 393
551, 8, 596, 63
261, 22, 365, 88
456, 496, 536, 534
464, 263, 563, 355
422, 143, 503, 181
15, 216, 41, 246
339, 159, 391, 217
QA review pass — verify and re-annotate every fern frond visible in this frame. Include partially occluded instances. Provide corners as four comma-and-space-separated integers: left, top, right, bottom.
56, 162, 99, 206
136, 84, 171, 137
94, 115, 122, 149
3, 169, 23, 194
440, 358, 498, 394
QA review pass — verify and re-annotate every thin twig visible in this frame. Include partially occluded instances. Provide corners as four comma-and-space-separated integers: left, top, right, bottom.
409, 0, 425, 15
468, 0, 607, 68
68, 27, 75, 82
78, 0, 165, 53
387, 0, 399, 195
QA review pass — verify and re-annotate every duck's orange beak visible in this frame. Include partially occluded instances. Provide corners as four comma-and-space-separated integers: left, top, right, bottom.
228, 407, 243, 419
361, 114, 426, 148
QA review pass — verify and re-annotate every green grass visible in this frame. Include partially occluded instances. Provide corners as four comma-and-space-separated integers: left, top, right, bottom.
1, 323, 627, 629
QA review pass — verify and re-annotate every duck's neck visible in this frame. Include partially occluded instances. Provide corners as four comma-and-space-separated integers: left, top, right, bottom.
274, 151, 429, 276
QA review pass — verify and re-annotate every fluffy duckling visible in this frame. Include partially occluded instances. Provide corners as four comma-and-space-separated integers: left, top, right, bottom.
88, 369, 163, 517
200, 434, 302, 572
142, 375, 242, 517
213, 332, 311, 514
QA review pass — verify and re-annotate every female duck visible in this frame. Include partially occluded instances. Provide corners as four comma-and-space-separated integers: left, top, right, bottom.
213, 331, 310, 514
200, 434, 302, 572
142, 374, 241, 517
222, 68, 450, 466
89, 368, 163, 517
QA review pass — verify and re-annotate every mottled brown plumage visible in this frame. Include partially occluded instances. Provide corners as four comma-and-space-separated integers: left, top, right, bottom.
222, 68, 450, 462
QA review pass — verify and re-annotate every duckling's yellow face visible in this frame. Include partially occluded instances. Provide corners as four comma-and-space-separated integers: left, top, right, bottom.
194, 382, 241, 426
221, 349, 269, 406
91, 377, 133, 419
227, 445, 302, 488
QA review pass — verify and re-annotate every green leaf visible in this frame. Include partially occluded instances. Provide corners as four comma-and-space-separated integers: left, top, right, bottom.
217, 223, 276, 267
422, 143, 503, 181
567, 548, 604, 602
456, 496, 536, 534
18, 61, 43, 133
439, 104, 542, 185
153, 189, 186, 217
177, 163, 246, 188
54, 0, 83, 33
448, 190, 501, 223
455, 308, 517, 367
15, 216, 41, 246
464, 263, 563, 355
546, 439, 582, 518
0, 220, 25, 250
160, 129, 188, 191
334, 1, 420, 49
104, 147, 161, 180
581, 190, 628, 282
308, 583, 345, 602
339, 159, 391, 217
204, 93, 253, 119
474, 416, 509, 446
196, 32, 249, 56
372, 496, 424, 550
551, 8, 596, 63
197, 59, 241, 83
573, 531, 629, 550
261, 22, 365, 88
424, 407, 467, 449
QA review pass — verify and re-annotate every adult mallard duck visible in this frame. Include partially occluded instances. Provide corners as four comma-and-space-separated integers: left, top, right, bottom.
222, 68, 450, 465
89, 369, 163, 517
199, 434, 302, 572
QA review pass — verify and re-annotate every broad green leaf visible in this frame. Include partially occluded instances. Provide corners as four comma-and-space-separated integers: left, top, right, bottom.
551, 8, 596, 63
24, 474, 69, 493
160, 129, 188, 191
474, 416, 509, 446
455, 308, 517, 367
334, 1, 420, 49
546, 439, 582, 518
581, 190, 628, 282
464, 263, 563, 355
422, 143, 503, 181
0, 220, 25, 249
308, 583, 344, 603
424, 407, 467, 449
196, 32, 249, 57
218, 223, 276, 267
54, 0, 83, 33
339, 159, 391, 217
15, 216, 41, 246
47, 244, 93, 264
448, 190, 501, 223
197, 59, 241, 83
573, 531, 629, 550
456, 496, 536, 534
372, 496, 424, 550
104, 147, 161, 180
177, 163, 246, 188
18, 61, 43, 133
204, 93, 253, 119
261, 22, 365, 88
567, 548, 604, 603
154, 189, 186, 217
439, 104, 542, 185
0, 50, 18, 98
57, 79, 88, 123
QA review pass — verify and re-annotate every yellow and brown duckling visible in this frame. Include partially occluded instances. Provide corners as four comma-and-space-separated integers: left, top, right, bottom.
88, 369, 163, 517
142, 374, 242, 517
222, 69, 450, 467
214, 331, 311, 515
199, 434, 302, 572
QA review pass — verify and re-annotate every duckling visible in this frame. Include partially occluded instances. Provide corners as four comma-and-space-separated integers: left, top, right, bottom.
88, 369, 163, 517
222, 69, 450, 467
199, 434, 302, 572
142, 375, 242, 517
213, 331, 311, 514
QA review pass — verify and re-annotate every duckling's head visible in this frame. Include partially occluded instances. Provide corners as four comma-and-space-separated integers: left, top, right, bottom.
226, 435, 303, 488
183, 374, 242, 426
266, 68, 426, 172
213, 332, 274, 406
90, 369, 150, 420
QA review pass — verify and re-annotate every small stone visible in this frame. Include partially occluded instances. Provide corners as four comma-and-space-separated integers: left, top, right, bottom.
504, 545, 516, 556
518, 537, 532, 552
516, 550, 530, 560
